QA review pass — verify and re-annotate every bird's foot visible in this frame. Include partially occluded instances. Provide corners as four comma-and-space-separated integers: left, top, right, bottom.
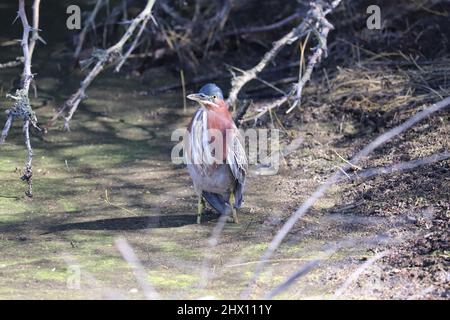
228, 193, 239, 224
232, 208, 239, 224
225, 208, 239, 224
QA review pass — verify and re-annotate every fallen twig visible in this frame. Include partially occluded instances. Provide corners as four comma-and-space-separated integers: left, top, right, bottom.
333, 149, 363, 171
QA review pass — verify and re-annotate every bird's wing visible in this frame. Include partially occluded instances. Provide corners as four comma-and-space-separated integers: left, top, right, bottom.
226, 125, 247, 208
226, 124, 247, 182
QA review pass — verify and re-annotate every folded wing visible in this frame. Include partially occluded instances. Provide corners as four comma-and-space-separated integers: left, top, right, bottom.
226, 124, 247, 208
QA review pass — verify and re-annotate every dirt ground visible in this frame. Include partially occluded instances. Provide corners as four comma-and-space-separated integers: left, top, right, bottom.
0, 1, 449, 299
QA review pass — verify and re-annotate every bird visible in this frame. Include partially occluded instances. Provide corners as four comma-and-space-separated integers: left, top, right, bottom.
184, 83, 247, 224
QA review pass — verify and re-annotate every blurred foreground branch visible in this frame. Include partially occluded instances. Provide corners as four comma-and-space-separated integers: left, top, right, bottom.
115, 237, 160, 299
344, 152, 450, 182
333, 250, 390, 298
241, 95, 450, 298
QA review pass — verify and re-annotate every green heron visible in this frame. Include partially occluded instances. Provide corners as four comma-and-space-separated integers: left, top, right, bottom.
184, 83, 247, 224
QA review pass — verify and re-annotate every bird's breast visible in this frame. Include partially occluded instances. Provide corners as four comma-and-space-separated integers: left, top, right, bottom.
187, 108, 234, 163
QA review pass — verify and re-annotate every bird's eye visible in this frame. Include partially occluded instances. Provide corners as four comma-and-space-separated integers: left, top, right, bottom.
212, 95, 217, 99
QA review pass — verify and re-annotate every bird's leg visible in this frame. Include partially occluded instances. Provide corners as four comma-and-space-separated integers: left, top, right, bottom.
229, 193, 239, 224
197, 195, 205, 224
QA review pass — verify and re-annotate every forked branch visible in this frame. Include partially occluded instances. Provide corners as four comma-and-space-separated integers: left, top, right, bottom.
227, 0, 342, 120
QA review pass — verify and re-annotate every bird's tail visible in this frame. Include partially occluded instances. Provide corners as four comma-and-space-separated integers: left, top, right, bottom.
202, 191, 231, 215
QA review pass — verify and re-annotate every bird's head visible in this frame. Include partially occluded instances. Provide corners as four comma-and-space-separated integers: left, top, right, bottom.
187, 83, 227, 111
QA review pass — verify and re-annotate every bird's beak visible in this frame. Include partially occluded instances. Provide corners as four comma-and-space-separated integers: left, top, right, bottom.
187, 93, 219, 109
187, 93, 208, 104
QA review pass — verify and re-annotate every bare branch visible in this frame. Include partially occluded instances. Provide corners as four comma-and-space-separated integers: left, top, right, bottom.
74, 0, 106, 60
158, 0, 188, 23
0, 113, 13, 144
50, 57, 105, 130
0, 0, 41, 197
114, 12, 152, 72
224, 11, 302, 36
286, 2, 338, 114
227, 0, 342, 111
48, 0, 157, 129
226, 20, 306, 108
19, 0, 33, 92
21, 119, 33, 197
29, 0, 43, 60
